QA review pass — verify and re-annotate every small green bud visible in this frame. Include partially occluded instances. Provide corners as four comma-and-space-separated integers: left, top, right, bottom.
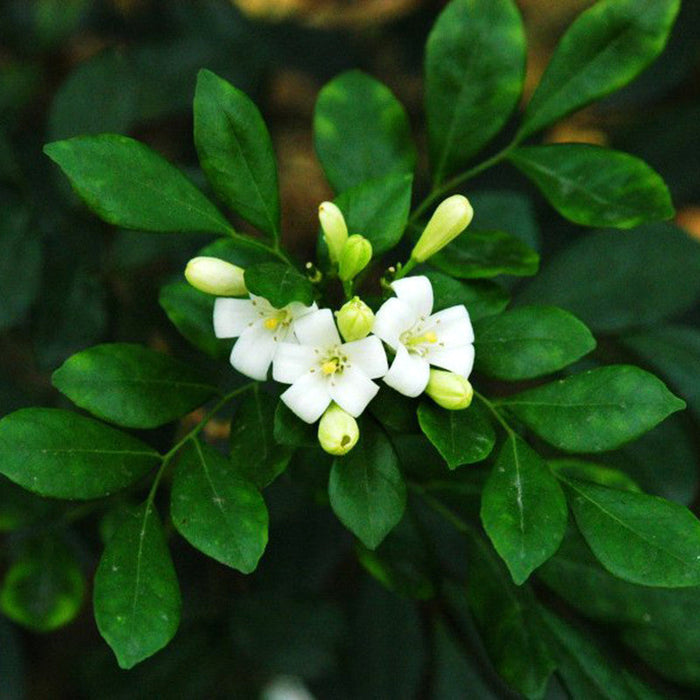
336, 297, 375, 342
411, 195, 473, 263
185, 256, 247, 296
338, 235, 372, 281
319, 201, 348, 263
425, 369, 473, 410
318, 403, 359, 456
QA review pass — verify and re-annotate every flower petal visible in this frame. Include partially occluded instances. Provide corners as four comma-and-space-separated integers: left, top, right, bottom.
430, 344, 475, 377
288, 301, 318, 319
429, 305, 474, 346
343, 336, 388, 379
293, 308, 341, 347
213, 298, 257, 338
273, 343, 317, 384
281, 372, 331, 423
391, 275, 433, 318
230, 322, 277, 381
328, 367, 379, 417
372, 297, 417, 348
383, 345, 430, 397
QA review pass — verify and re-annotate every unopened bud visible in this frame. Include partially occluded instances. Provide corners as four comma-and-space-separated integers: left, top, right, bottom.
338, 235, 372, 281
319, 201, 348, 263
336, 297, 375, 342
185, 257, 247, 296
318, 403, 359, 456
425, 369, 473, 410
411, 195, 473, 263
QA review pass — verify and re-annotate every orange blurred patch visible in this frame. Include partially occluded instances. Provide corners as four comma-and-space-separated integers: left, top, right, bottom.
675, 207, 700, 242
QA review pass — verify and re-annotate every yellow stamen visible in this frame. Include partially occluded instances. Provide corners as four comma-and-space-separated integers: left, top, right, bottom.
264, 317, 280, 331
321, 359, 339, 375
407, 331, 438, 346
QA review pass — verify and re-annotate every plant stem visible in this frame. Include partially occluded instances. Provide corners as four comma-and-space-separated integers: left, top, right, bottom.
474, 390, 515, 437
342, 279, 354, 300
393, 257, 418, 281
228, 228, 293, 265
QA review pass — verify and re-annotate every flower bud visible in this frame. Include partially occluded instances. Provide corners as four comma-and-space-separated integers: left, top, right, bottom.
318, 403, 359, 456
319, 201, 348, 263
411, 195, 473, 263
185, 256, 247, 296
425, 369, 473, 410
338, 235, 372, 281
336, 297, 375, 342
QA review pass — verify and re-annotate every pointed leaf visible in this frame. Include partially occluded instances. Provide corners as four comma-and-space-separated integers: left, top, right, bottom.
93, 503, 181, 669
44, 134, 231, 234
424, 270, 509, 322
0, 408, 160, 499
194, 69, 280, 237
244, 262, 314, 308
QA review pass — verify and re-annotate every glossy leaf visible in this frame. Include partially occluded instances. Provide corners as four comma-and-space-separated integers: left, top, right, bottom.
230, 390, 293, 489
52, 343, 217, 429
474, 306, 596, 380
44, 134, 231, 234
516, 224, 700, 333
334, 172, 412, 256
94, 502, 181, 669
424, 270, 509, 322
430, 228, 539, 279
314, 70, 415, 192
501, 365, 685, 452
194, 69, 280, 237
565, 478, 700, 587
425, 0, 526, 183
274, 400, 316, 447
171, 440, 268, 573
549, 459, 641, 493
417, 402, 495, 469
467, 189, 541, 250
519, 0, 681, 139
0, 408, 160, 499
508, 144, 673, 228
244, 262, 314, 308
328, 422, 406, 549
481, 436, 567, 584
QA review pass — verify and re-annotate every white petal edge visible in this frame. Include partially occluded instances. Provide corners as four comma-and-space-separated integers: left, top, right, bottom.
288, 300, 318, 320
391, 276, 433, 318
342, 336, 388, 379
429, 305, 474, 346
213, 298, 257, 338
272, 343, 317, 384
429, 344, 475, 377
383, 345, 430, 397
230, 322, 277, 381
281, 372, 331, 424
328, 367, 380, 417
372, 297, 417, 349
292, 308, 341, 347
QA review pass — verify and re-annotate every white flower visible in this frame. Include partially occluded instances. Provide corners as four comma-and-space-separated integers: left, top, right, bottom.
214, 295, 317, 381
373, 275, 474, 397
273, 308, 388, 423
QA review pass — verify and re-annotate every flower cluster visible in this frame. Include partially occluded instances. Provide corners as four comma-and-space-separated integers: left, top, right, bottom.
185, 196, 475, 455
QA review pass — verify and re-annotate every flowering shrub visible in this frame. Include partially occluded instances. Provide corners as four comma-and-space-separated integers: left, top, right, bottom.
1, 0, 700, 696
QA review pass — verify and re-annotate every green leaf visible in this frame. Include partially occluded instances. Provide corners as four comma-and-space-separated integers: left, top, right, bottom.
44, 134, 231, 234
198, 234, 279, 268
159, 282, 229, 359
328, 421, 406, 549
171, 440, 268, 573
467, 189, 541, 250
0, 537, 84, 632
52, 343, 217, 429
93, 502, 181, 669
565, 479, 700, 587
430, 228, 539, 279
549, 459, 641, 493
519, 0, 681, 139
230, 390, 293, 489
474, 306, 596, 380
516, 224, 700, 333
508, 144, 674, 229
417, 403, 495, 469
0, 408, 160, 499
244, 262, 314, 308
501, 365, 686, 452
314, 70, 416, 192
464, 533, 555, 698
369, 388, 419, 435
0, 207, 42, 331
194, 69, 280, 237
334, 172, 412, 256
424, 270, 509, 322
481, 436, 567, 584
621, 324, 700, 422
274, 400, 316, 447
425, 0, 526, 183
